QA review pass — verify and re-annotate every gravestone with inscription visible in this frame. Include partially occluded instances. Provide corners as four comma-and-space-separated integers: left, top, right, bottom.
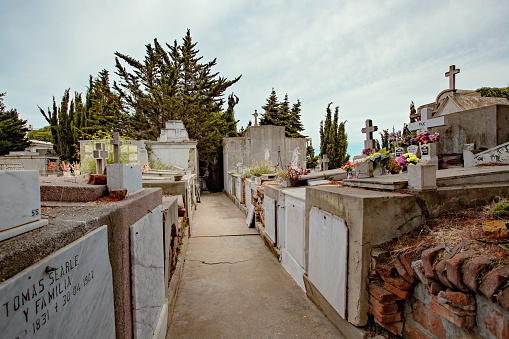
0, 226, 115, 338
0, 170, 48, 242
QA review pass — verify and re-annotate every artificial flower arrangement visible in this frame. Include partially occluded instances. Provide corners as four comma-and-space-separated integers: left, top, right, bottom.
364, 148, 391, 170
396, 153, 420, 171
60, 161, 70, 172
414, 131, 440, 144
341, 161, 356, 173
70, 162, 80, 175
285, 165, 306, 187
362, 148, 374, 156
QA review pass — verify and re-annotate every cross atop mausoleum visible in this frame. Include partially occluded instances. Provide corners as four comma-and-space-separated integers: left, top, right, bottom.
408, 107, 445, 132
110, 132, 121, 164
445, 65, 460, 90
361, 119, 378, 150
253, 110, 259, 126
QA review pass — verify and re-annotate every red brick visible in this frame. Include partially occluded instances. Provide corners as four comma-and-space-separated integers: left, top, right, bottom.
412, 260, 432, 285
480, 265, 509, 301
374, 318, 403, 336
369, 284, 400, 302
369, 296, 399, 314
438, 291, 476, 311
463, 255, 493, 294
483, 309, 509, 339
446, 250, 475, 292
382, 275, 414, 290
109, 188, 127, 200
435, 257, 455, 289
431, 294, 476, 316
421, 245, 445, 279
430, 300, 476, 328
411, 300, 447, 339
178, 207, 186, 216
429, 281, 446, 295
404, 323, 433, 339
394, 257, 416, 284
384, 281, 413, 299
375, 264, 397, 278
399, 250, 417, 278
370, 306, 403, 323
497, 285, 509, 311
87, 174, 107, 185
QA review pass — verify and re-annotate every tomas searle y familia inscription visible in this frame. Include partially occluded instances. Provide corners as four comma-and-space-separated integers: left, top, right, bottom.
0, 226, 115, 339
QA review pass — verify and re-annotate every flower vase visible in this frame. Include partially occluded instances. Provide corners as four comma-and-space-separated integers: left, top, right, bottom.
347, 172, 353, 179
254, 176, 261, 185
63, 171, 71, 177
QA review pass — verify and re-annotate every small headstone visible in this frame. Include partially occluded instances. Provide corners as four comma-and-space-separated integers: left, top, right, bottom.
361, 119, 378, 150
0, 226, 115, 338
137, 148, 149, 167
395, 147, 405, 158
407, 145, 419, 156
418, 143, 438, 169
408, 164, 437, 190
355, 161, 373, 179
0, 170, 48, 242
93, 142, 109, 175
322, 154, 329, 171
107, 164, 143, 197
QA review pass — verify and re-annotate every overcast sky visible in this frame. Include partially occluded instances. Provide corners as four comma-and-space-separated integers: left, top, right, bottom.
1, 0, 508, 156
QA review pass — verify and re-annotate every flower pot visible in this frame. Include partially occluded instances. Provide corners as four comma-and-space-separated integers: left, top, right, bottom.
347, 172, 353, 179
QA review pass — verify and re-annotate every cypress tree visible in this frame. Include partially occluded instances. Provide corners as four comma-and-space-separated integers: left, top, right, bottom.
319, 102, 349, 169
0, 93, 30, 155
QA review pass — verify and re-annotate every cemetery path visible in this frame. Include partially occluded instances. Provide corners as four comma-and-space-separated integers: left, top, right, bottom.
167, 192, 343, 339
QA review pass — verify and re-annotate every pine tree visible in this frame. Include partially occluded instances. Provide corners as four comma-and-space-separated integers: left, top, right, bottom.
260, 88, 280, 126
0, 93, 30, 155
287, 100, 305, 138
319, 102, 349, 169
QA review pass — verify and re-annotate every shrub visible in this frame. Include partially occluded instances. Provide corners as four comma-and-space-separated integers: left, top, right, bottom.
491, 201, 509, 219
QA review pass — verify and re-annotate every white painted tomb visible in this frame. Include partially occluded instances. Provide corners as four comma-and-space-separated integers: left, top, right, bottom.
130, 205, 167, 339
308, 207, 348, 319
0, 170, 48, 241
263, 196, 276, 243
0, 226, 115, 338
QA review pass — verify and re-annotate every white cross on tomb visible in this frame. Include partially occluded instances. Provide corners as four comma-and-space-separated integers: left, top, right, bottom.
110, 132, 121, 164
253, 110, 259, 126
408, 108, 445, 132
361, 119, 378, 149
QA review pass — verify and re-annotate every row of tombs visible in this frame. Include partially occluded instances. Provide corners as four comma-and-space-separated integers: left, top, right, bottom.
226, 171, 509, 339
0, 167, 197, 339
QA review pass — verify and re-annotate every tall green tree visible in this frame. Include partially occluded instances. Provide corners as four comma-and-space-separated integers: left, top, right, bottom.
0, 93, 30, 155
260, 88, 280, 126
287, 100, 305, 138
114, 30, 241, 191
260, 89, 306, 138
319, 103, 349, 169
476, 86, 509, 100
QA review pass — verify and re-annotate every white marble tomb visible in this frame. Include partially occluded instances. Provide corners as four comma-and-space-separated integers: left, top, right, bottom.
263, 196, 276, 243
0, 226, 115, 338
0, 170, 48, 241
130, 205, 167, 339
308, 207, 348, 319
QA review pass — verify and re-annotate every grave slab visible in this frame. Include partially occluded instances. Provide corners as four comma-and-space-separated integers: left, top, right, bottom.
0, 226, 115, 339
130, 205, 165, 339
107, 163, 143, 196
264, 196, 276, 244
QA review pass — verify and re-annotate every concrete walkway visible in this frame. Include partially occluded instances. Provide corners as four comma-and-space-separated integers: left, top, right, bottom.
167, 193, 343, 338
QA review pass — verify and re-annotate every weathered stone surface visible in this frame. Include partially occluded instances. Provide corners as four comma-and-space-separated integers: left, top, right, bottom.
497, 286, 509, 311
479, 265, 509, 301
87, 174, 107, 185
412, 260, 432, 285
435, 257, 455, 289
110, 188, 127, 200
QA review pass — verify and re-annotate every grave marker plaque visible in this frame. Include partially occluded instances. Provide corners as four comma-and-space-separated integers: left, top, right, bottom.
0, 226, 115, 339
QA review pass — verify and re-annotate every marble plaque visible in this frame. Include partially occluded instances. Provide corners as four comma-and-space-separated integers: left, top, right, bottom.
0, 170, 42, 231
0, 226, 115, 339
308, 207, 348, 319
264, 196, 276, 243
107, 164, 143, 196
285, 195, 305, 268
407, 145, 419, 156
130, 205, 165, 339
394, 147, 405, 158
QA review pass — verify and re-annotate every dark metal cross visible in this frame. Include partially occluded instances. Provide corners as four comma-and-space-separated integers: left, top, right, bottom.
445, 65, 460, 90
110, 132, 121, 164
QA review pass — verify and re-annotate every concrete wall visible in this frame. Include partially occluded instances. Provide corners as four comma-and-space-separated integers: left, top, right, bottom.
434, 104, 509, 156
146, 141, 198, 174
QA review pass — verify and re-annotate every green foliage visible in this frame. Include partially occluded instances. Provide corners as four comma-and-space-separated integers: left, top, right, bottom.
248, 161, 276, 177
319, 103, 349, 169
0, 93, 31, 155
114, 30, 241, 192
259, 89, 306, 138
476, 86, 509, 100
27, 125, 53, 142
306, 144, 318, 169
491, 201, 509, 219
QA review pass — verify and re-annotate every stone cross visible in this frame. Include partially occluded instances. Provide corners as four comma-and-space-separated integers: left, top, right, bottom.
93, 142, 109, 174
253, 110, 259, 126
361, 119, 378, 149
322, 154, 329, 171
408, 108, 445, 132
110, 132, 121, 164
445, 65, 460, 90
